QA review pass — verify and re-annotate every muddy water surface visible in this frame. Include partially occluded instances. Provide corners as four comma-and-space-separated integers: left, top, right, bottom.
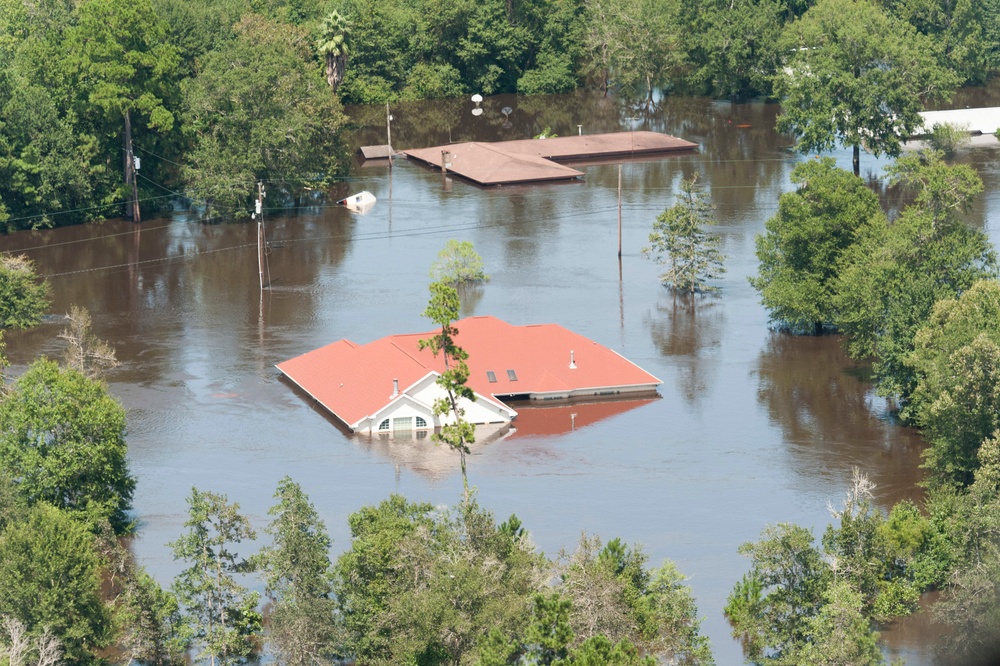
4, 89, 1000, 665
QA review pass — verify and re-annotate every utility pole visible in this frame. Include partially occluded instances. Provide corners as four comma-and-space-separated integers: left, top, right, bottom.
256, 182, 266, 291
617, 163, 623, 258
124, 110, 140, 223
386, 102, 392, 149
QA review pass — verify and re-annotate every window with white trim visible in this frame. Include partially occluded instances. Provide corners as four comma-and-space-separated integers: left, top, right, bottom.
415, 416, 427, 428
378, 419, 390, 431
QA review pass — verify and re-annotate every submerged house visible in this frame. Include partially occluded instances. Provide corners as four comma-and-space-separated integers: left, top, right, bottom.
277, 315, 661, 435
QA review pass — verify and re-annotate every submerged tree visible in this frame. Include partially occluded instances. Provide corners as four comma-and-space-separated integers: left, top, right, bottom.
429, 240, 489, 286
0, 255, 50, 329
260, 477, 340, 666
750, 158, 881, 335
0, 359, 134, 532
59, 305, 119, 379
170, 488, 261, 666
419, 281, 476, 502
642, 172, 725, 294
774, 0, 957, 176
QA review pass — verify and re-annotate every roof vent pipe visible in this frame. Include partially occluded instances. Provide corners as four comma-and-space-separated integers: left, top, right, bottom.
569, 350, 577, 369
391, 378, 399, 398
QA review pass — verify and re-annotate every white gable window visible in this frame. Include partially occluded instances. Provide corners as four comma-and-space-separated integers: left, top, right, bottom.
378, 419, 390, 431
415, 416, 427, 428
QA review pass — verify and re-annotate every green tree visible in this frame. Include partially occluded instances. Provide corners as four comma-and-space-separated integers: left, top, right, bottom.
316, 10, 350, 92
419, 281, 477, 502
0, 358, 134, 532
333, 495, 543, 665
642, 173, 725, 294
558, 534, 713, 663
170, 488, 261, 666
66, 0, 181, 218
821, 469, 918, 621
0, 255, 49, 329
181, 14, 346, 216
429, 239, 489, 286
774, 0, 957, 176
908, 280, 1000, 486
725, 523, 831, 664
333, 495, 436, 662
683, 0, 785, 98
791, 582, 884, 666
750, 158, 882, 334
833, 206, 997, 402
886, 149, 983, 229
259, 477, 340, 666
97, 522, 186, 666
0, 504, 112, 664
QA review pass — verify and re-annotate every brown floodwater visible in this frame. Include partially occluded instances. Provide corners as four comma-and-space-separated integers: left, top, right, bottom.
3, 88, 999, 665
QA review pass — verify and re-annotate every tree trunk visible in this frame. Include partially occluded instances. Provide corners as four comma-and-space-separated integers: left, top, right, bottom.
853, 144, 860, 177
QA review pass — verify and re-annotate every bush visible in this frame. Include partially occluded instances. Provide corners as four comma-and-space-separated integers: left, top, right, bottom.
927, 122, 971, 156
0, 254, 50, 329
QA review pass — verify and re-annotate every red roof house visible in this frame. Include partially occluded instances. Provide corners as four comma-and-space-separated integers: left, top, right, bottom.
277, 316, 661, 435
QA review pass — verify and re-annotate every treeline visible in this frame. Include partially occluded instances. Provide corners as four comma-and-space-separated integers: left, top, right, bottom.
0, 0, 348, 231
2, 0, 999, 231
738, 148, 1000, 664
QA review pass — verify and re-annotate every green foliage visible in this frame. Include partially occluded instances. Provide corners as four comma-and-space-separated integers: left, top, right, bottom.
98, 522, 186, 666
833, 206, 997, 402
317, 10, 350, 91
429, 240, 489, 286
558, 534, 714, 664
885, 150, 983, 229
0, 255, 49, 329
774, 0, 958, 175
259, 477, 339, 666
750, 158, 881, 334
170, 488, 261, 666
0, 358, 134, 532
642, 172, 725, 294
181, 14, 346, 216
334, 495, 543, 665
420, 281, 477, 500
559, 635, 656, 665
683, 0, 784, 98
821, 469, 918, 621
926, 123, 971, 157
726, 523, 831, 663
791, 582, 883, 666
0, 504, 112, 664
518, 50, 578, 95
401, 63, 465, 100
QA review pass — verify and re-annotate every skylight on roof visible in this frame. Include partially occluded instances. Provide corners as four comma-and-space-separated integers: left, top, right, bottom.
486, 371, 497, 383
507, 369, 518, 381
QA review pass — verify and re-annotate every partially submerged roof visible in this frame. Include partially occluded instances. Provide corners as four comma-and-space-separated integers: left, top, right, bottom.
277, 315, 661, 430
404, 142, 584, 185
402, 131, 696, 186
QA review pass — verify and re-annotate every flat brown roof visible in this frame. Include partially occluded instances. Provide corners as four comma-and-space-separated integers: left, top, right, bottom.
402, 131, 696, 186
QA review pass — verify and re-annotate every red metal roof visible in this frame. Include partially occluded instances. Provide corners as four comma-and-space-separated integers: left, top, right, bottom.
277, 315, 661, 429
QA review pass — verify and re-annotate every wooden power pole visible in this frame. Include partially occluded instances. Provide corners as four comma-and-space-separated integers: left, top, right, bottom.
256, 182, 266, 291
617, 163, 623, 258
124, 110, 140, 223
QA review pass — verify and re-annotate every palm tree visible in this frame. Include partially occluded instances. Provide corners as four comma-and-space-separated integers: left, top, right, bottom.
317, 10, 350, 92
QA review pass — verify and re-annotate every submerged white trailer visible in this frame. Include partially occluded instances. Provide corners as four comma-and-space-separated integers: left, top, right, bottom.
916, 107, 1000, 135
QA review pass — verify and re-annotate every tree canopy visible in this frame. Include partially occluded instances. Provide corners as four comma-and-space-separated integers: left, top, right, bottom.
774, 0, 958, 175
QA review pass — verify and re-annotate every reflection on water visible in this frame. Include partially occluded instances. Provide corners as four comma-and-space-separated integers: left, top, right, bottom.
3, 86, 999, 665
645, 294, 723, 406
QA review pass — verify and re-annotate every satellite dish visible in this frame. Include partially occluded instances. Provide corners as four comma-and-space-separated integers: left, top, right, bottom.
471, 93, 483, 104
501, 106, 512, 116
471, 108, 483, 117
